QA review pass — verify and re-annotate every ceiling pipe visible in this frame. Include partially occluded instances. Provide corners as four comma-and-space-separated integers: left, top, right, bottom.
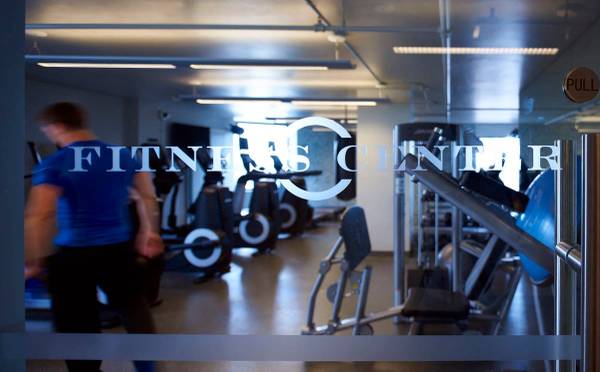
26, 23, 439, 34
304, 0, 387, 87
438, 0, 451, 122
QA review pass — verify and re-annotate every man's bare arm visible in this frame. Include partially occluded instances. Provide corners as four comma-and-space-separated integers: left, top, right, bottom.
24, 185, 60, 262
132, 172, 164, 258
132, 172, 160, 233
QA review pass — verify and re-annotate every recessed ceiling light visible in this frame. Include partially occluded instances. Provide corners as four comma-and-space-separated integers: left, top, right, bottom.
291, 100, 377, 107
26, 30, 48, 37
392, 46, 559, 55
190, 64, 328, 71
186, 94, 387, 107
194, 98, 381, 107
196, 99, 282, 105
575, 123, 600, 133
265, 116, 358, 122
576, 116, 600, 123
292, 106, 360, 112
37, 63, 176, 69
28, 56, 354, 70
190, 79, 379, 88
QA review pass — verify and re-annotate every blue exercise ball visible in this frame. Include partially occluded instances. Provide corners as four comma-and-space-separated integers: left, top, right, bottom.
515, 170, 554, 284
516, 160, 581, 284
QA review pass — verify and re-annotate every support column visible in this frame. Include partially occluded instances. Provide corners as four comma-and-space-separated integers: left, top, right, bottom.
582, 133, 600, 372
0, 0, 25, 370
555, 140, 578, 372
392, 126, 405, 316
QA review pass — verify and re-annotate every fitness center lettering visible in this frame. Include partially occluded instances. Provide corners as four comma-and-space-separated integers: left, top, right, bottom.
69, 144, 561, 174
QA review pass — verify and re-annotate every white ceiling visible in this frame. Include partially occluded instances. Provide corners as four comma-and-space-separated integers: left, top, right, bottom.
24, 0, 600, 125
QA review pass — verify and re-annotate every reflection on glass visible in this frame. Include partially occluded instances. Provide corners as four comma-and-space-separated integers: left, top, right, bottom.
233, 123, 298, 189
476, 136, 521, 190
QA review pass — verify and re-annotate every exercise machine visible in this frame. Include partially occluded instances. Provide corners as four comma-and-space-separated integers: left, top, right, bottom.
303, 204, 524, 335
155, 136, 320, 272
269, 142, 347, 237
145, 144, 233, 283
266, 142, 323, 236
228, 137, 282, 252
302, 127, 556, 335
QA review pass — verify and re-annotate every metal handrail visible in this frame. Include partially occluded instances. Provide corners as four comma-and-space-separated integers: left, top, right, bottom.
555, 241, 582, 273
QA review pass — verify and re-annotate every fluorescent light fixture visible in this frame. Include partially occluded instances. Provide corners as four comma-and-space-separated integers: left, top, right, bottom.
194, 97, 382, 107
189, 59, 354, 70
291, 100, 377, 107
392, 46, 559, 55
575, 116, 600, 123
190, 64, 328, 71
189, 96, 386, 110
191, 79, 379, 88
575, 123, 600, 133
196, 99, 282, 105
37, 62, 176, 69
26, 30, 48, 37
28, 55, 354, 70
266, 116, 357, 122
293, 106, 359, 112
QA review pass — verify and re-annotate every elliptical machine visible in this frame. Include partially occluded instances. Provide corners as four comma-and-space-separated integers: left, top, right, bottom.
267, 142, 320, 237
229, 137, 282, 253
189, 141, 317, 257
147, 145, 233, 283
270, 140, 348, 237
154, 134, 324, 275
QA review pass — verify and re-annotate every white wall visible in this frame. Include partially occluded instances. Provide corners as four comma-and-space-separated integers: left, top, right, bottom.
137, 99, 232, 143
357, 104, 412, 252
136, 99, 235, 187
25, 78, 137, 185
25, 83, 237, 229
136, 99, 234, 227
25, 79, 132, 148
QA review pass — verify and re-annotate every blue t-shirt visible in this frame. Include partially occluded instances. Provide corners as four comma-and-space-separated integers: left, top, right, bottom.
32, 140, 139, 247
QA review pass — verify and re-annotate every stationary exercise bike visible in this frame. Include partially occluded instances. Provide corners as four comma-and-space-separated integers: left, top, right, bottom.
154, 135, 322, 277
269, 142, 347, 237
146, 144, 233, 283
267, 142, 321, 237
228, 137, 282, 253
228, 136, 325, 250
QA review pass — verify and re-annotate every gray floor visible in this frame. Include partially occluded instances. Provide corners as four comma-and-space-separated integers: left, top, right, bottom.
27, 223, 552, 371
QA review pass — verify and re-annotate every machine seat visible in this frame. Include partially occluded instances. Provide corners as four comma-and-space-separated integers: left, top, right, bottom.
401, 288, 469, 320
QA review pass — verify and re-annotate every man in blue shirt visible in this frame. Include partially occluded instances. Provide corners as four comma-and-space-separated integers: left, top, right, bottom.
25, 102, 163, 372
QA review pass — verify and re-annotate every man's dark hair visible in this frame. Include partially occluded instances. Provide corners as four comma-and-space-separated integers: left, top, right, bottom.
38, 102, 87, 130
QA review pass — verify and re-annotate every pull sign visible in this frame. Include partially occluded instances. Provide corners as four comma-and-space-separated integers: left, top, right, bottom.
563, 67, 599, 103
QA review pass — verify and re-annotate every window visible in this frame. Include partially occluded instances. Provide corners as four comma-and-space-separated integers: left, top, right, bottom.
476, 136, 521, 191
232, 123, 298, 189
